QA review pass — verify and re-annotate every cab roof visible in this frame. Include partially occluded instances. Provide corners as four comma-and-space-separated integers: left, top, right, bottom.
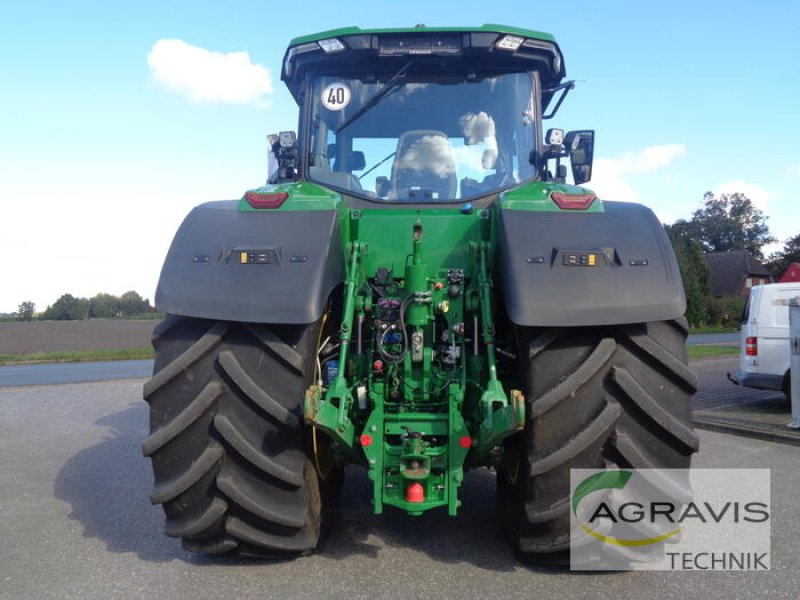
281, 24, 565, 102
287, 24, 557, 47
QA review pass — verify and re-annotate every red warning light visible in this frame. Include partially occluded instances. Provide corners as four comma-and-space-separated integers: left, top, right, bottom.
406, 482, 425, 503
551, 192, 596, 210
244, 191, 288, 209
459, 436, 472, 449
359, 434, 373, 447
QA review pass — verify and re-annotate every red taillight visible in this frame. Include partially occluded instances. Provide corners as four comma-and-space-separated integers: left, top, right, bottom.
244, 191, 288, 209
745, 336, 758, 356
406, 482, 425, 503
551, 192, 597, 210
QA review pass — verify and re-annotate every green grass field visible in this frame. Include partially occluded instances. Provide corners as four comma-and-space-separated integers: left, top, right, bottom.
0, 347, 154, 366
686, 345, 740, 360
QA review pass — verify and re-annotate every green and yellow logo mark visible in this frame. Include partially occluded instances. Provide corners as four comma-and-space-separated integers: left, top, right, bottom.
572, 470, 683, 547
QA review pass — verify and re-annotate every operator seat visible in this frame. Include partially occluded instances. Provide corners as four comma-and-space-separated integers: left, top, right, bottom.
390, 130, 457, 201
308, 144, 364, 193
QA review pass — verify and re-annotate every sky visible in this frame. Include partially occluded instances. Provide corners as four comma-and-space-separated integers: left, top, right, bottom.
1, 0, 799, 314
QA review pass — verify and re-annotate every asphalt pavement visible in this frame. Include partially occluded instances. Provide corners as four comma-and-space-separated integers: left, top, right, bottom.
686, 332, 739, 345
0, 359, 153, 388
0, 378, 798, 599
691, 356, 799, 445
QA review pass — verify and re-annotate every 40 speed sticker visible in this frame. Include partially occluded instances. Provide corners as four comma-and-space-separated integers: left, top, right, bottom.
321, 82, 351, 111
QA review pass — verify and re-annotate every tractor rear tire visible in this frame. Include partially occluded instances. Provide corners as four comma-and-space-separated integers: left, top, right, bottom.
142, 315, 341, 558
497, 318, 698, 563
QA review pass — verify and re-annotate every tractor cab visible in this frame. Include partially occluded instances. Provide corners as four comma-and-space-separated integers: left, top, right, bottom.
275, 25, 593, 200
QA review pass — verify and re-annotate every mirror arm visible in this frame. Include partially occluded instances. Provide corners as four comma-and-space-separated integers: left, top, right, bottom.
543, 80, 576, 120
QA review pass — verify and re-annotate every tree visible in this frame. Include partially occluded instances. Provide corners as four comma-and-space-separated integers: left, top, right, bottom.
767, 233, 800, 276
39, 291, 155, 320
17, 301, 36, 321
682, 192, 775, 260
665, 224, 711, 327
42, 294, 90, 320
90, 293, 120, 318
118, 290, 151, 316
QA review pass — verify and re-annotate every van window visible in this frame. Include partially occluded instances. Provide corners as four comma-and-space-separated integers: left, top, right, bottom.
741, 297, 750, 323
774, 295, 789, 327
745, 288, 761, 324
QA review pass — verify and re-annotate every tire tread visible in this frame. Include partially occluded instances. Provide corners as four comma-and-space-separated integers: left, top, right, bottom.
499, 320, 697, 562
143, 316, 336, 558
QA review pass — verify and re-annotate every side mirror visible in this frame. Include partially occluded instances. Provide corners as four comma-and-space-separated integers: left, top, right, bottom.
564, 130, 594, 185
349, 150, 366, 171
332, 150, 366, 172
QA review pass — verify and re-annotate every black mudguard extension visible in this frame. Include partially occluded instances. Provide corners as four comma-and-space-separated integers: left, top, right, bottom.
155, 201, 342, 324
496, 201, 685, 327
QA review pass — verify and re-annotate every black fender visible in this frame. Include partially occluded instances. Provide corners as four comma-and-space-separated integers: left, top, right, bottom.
495, 201, 685, 327
155, 201, 342, 324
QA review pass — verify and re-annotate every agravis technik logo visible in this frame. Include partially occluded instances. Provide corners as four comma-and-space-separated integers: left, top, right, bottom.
570, 468, 771, 571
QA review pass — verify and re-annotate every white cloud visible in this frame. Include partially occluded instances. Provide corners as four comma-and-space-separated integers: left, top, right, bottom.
451, 144, 487, 174
626, 144, 686, 174
713, 179, 773, 210
0, 149, 261, 314
590, 159, 637, 202
395, 135, 456, 177
148, 39, 272, 107
590, 143, 686, 203
0, 185, 200, 314
787, 165, 800, 176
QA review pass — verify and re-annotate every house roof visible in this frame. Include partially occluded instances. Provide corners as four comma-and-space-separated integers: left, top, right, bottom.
779, 262, 800, 282
703, 250, 772, 296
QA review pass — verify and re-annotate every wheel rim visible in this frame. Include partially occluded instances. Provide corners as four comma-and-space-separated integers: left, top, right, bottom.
311, 426, 339, 481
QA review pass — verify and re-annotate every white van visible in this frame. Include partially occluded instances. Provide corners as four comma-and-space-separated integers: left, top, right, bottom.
728, 282, 800, 398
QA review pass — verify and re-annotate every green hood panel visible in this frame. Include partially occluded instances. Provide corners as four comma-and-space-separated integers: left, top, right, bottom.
499, 181, 603, 212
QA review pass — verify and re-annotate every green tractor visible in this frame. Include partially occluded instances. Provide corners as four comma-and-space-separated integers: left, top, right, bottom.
143, 24, 698, 562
